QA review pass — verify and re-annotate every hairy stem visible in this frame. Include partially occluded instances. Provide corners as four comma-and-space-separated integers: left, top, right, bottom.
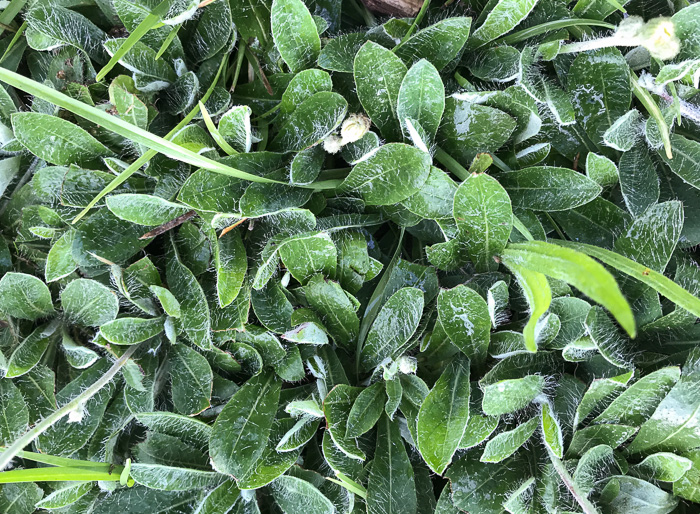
0, 344, 140, 471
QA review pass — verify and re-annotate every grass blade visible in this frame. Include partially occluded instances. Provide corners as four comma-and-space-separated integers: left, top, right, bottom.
554, 240, 700, 318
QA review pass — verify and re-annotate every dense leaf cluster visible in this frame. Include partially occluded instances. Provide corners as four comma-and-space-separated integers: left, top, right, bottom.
0, 0, 699, 512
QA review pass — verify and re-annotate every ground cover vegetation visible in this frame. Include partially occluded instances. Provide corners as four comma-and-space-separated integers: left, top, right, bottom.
0, 0, 699, 512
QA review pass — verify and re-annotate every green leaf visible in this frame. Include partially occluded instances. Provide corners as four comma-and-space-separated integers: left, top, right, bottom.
279, 232, 336, 284
674, 450, 700, 502
554, 240, 700, 321
397, 59, 445, 141
360, 287, 424, 371
218, 105, 255, 153
438, 99, 516, 166
0, 483, 43, 514
660, 134, 700, 190
167, 239, 212, 350
367, 414, 417, 514
498, 166, 602, 212
567, 424, 637, 456
503, 263, 551, 353
45, 230, 78, 283
633, 452, 693, 482
568, 48, 631, 145
170, 344, 212, 416
468, 0, 539, 49
318, 32, 366, 73
106, 194, 191, 226
230, 0, 271, 44
594, 366, 680, 426
395, 17, 471, 70
35, 482, 93, 509
214, 230, 247, 308
417, 357, 470, 474
599, 476, 678, 514
100, 317, 164, 345
453, 173, 512, 272
0, 272, 54, 320
0, 378, 29, 446
193, 479, 240, 514
323, 385, 366, 461
305, 274, 359, 351
447, 451, 523, 514
346, 381, 386, 438
271, 0, 321, 73
480, 416, 539, 462
354, 41, 407, 141
541, 401, 564, 459
130, 463, 222, 491
342, 143, 431, 206
437, 285, 491, 365
627, 350, 700, 455
619, 145, 659, 217
269, 91, 347, 152
279, 69, 333, 115
61, 278, 119, 326
501, 241, 636, 337
613, 201, 683, 275
481, 375, 545, 416
271, 476, 334, 514
210, 371, 281, 479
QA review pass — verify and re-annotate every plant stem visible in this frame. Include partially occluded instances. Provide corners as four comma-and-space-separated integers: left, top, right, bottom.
395, 0, 430, 50
559, 36, 628, 55
229, 40, 247, 92
0, 344, 140, 471
434, 146, 469, 181
548, 449, 601, 514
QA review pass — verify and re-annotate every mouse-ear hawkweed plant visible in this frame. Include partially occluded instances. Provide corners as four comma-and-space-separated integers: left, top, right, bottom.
0, 0, 699, 511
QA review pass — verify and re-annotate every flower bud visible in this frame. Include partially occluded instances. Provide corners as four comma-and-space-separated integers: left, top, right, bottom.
340, 113, 371, 144
398, 355, 417, 374
322, 134, 343, 154
640, 17, 680, 61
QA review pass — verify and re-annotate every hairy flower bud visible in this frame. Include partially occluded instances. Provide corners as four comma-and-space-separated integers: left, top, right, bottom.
322, 134, 343, 154
640, 17, 681, 61
340, 113, 371, 144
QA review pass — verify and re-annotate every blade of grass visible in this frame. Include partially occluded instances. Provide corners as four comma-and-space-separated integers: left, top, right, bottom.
0, 20, 25, 64
497, 18, 616, 45
155, 23, 181, 60
0, 68, 279, 186
199, 101, 238, 155
631, 73, 672, 159
0, 344, 140, 471
95, 0, 173, 81
71, 55, 226, 223
0, 449, 122, 473
0, 0, 26, 37
553, 240, 700, 318
0, 467, 122, 483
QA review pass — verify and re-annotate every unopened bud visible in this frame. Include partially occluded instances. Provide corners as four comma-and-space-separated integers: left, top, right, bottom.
398, 355, 417, 374
640, 17, 680, 61
340, 114, 371, 144
323, 134, 343, 154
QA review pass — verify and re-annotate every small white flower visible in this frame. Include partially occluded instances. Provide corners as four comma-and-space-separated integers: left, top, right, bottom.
640, 17, 681, 61
340, 113, 371, 144
322, 134, 343, 154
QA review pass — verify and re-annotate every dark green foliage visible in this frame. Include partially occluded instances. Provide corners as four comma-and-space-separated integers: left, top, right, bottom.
0, 0, 699, 512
